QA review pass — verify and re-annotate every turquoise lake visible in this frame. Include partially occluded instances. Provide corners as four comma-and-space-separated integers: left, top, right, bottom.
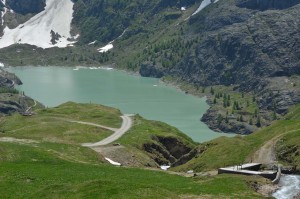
8, 66, 231, 142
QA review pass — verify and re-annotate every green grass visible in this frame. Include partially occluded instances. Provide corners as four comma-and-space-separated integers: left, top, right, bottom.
0, 102, 269, 198
38, 102, 122, 128
0, 113, 112, 144
118, 115, 195, 148
0, 102, 124, 144
175, 106, 300, 172
276, 128, 300, 167
0, 142, 264, 199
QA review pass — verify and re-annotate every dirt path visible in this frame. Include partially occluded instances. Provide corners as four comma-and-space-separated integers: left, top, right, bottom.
251, 129, 300, 164
81, 114, 133, 147
251, 136, 280, 164
0, 137, 39, 144
25, 100, 37, 113
69, 120, 117, 132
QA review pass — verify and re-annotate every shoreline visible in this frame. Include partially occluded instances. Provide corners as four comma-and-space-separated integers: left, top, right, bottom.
7, 64, 255, 136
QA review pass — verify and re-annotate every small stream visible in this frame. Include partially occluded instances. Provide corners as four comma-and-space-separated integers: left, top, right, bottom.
273, 175, 300, 199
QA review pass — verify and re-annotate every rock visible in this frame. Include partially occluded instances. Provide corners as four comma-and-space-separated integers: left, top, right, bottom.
201, 108, 256, 134
0, 69, 22, 87
6, 0, 46, 15
237, 0, 300, 11
0, 69, 39, 116
139, 61, 165, 78
50, 30, 62, 45
143, 136, 195, 167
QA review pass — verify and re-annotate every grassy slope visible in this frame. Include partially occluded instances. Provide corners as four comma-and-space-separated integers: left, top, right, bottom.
0, 102, 122, 144
118, 115, 195, 148
0, 102, 266, 198
175, 104, 300, 172
0, 142, 264, 199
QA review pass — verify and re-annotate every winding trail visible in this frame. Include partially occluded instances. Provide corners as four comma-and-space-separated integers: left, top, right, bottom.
81, 114, 133, 147
25, 100, 37, 113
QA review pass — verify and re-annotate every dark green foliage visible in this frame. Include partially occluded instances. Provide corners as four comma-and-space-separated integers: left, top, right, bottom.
249, 118, 253, 125
233, 101, 240, 110
72, 0, 196, 44
256, 116, 261, 127
210, 87, 215, 95
0, 87, 19, 94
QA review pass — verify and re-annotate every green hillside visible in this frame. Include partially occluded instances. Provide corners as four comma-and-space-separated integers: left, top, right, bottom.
175, 104, 300, 172
0, 102, 267, 198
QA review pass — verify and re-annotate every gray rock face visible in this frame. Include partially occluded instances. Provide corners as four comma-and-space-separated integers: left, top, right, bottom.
0, 69, 22, 87
139, 61, 165, 78
176, 3, 300, 91
201, 108, 256, 134
0, 69, 38, 116
237, 0, 300, 11
6, 0, 46, 15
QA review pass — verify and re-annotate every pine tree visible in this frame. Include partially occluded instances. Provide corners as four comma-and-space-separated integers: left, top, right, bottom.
256, 116, 261, 127
213, 98, 217, 104
249, 118, 253, 125
210, 87, 215, 95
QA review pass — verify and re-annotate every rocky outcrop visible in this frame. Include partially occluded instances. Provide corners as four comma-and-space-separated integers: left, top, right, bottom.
175, 3, 300, 92
50, 30, 62, 45
6, 0, 46, 15
237, 0, 300, 11
143, 136, 196, 166
139, 61, 165, 78
0, 69, 22, 87
201, 108, 257, 134
0, 69, 38, 116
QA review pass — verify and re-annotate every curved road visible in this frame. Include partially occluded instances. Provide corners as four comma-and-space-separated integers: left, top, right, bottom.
81, 114, 133, 147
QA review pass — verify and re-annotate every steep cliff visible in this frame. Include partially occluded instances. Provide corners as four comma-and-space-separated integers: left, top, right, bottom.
0, 69, 38, 115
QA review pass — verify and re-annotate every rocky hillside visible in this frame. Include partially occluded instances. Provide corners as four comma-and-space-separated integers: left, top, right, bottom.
6, 0, 46, 15
0, 69, 38, 115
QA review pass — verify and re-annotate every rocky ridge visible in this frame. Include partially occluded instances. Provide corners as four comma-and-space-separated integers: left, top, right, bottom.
0, 68, 37, 115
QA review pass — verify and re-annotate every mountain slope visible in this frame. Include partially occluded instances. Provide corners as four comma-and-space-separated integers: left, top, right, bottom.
0, 0, 76, 48
0, 0, 300, 134
0, 68, 38, 115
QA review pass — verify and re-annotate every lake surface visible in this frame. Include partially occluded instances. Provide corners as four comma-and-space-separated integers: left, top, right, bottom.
8, 66, 231, 142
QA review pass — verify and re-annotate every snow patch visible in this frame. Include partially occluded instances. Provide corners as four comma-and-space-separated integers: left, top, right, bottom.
181, 7, 186, 11
96, 28, 127, 53
192, 0, 221, 16
160, 165, 171, 171
0, 62, 4, 67
192, 0, 212, 15
88, 40, 97, 45
98, 43, 113, 53
105, 157, 121, 166
73, 66, 114, 71
0, 0, 76, 49
1, 7, 7, 26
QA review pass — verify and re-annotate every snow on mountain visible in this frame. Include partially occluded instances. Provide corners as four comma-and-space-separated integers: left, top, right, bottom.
0, 0, 76, 49
1, 0, 7, 26
98, 43, 113, 53
192, 0, 220, 16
